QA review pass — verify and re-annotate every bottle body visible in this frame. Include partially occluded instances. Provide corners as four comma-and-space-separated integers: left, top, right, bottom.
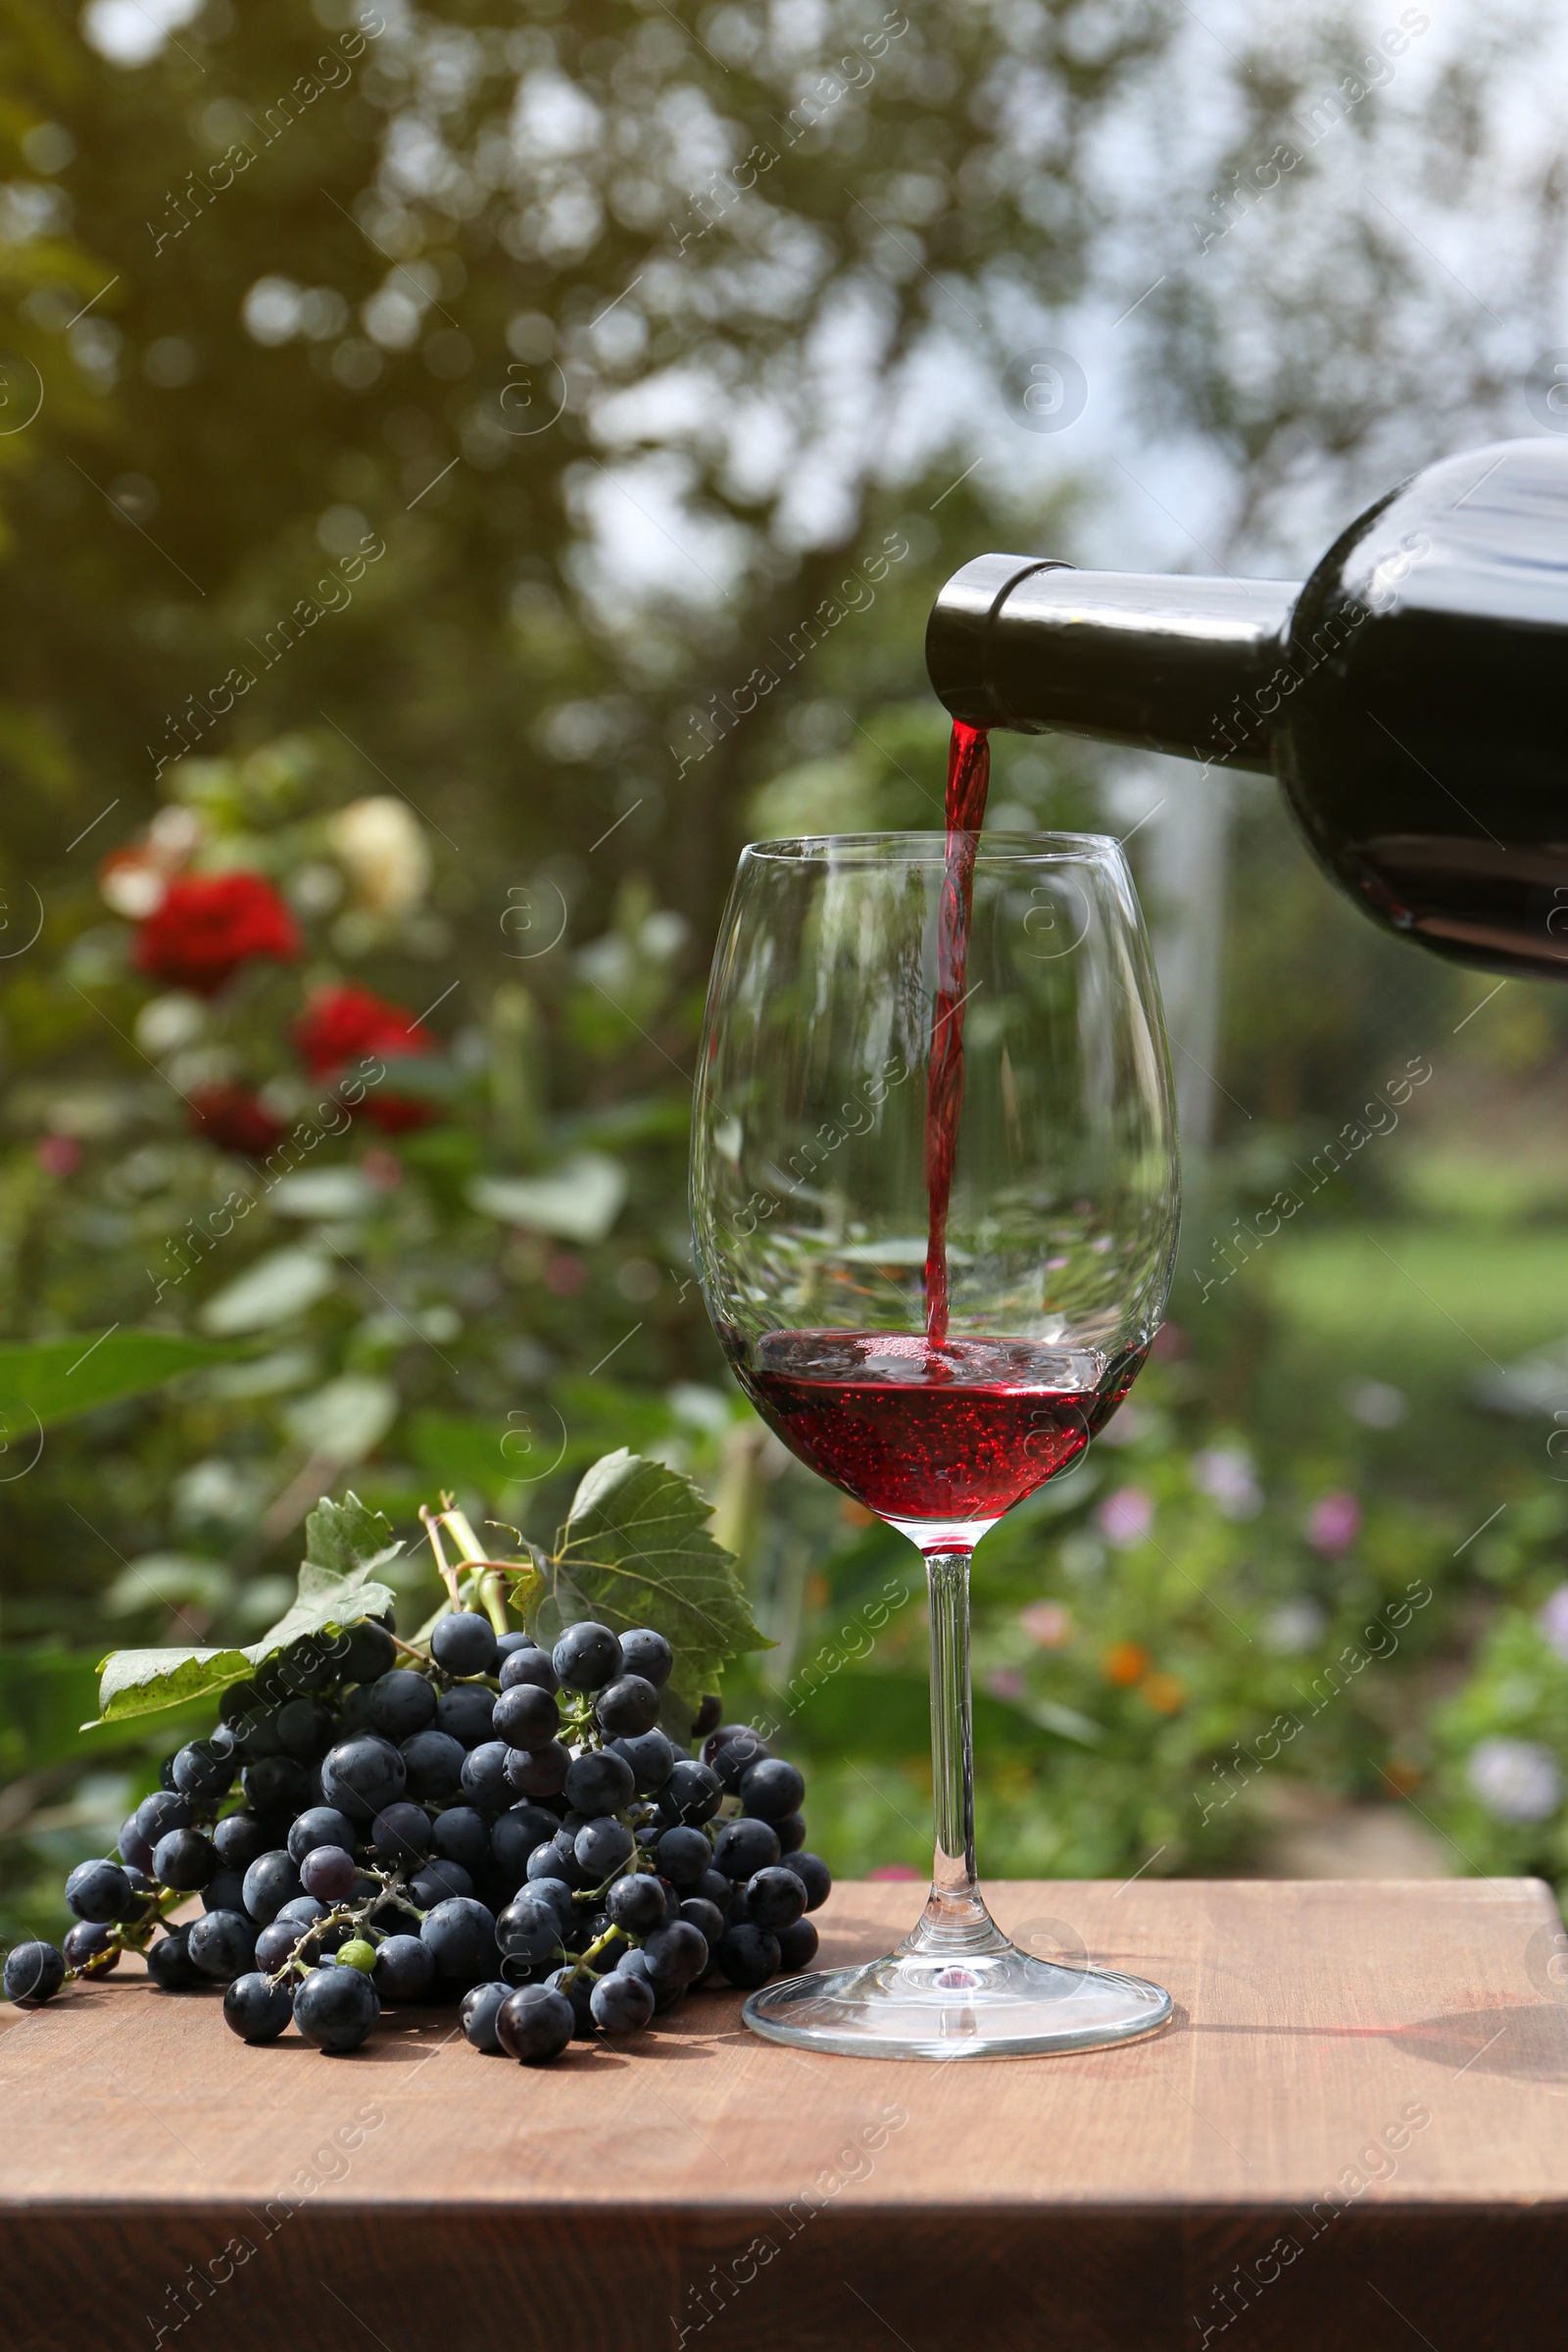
925, 438, 1568, 979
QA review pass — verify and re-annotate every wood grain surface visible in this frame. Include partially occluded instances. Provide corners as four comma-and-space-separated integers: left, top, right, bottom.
3, 1877, 1565, 2352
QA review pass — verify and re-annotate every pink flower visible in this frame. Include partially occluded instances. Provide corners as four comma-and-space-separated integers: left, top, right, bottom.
1098, 1486, 1154, 1548
986, 1667, 1025, 1701
1020, 1601, 1071, 1648
34, 1134, 80, 1177
1307, 1492, 1361, 1557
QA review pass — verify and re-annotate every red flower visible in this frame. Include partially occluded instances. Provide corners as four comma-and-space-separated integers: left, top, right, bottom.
135, 872, 299, 996
295, 983, 437, 1133
189, 1085, 285, 1157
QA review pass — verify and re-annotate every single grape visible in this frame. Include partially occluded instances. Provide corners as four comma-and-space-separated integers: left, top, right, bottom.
187, 1909, 259, 1983
745, 1866, 806, 1932
336, 1938, 377, 1973
496, 1984, 574, 2061
117, 1816, 156, 1876
774, 1812, 808, 1855
552, 1622, 623, 1693
706, 1729, 771, 1793
590, 1969, 656, 2034
738, 1757, 807, 1823
134, 1788, 192, 1847
574, 1817, 635, 1879
242, 1850, 304, 1925
372, 1933, 436, 2003
563, 1747, 635, 1816
697, 1867, 731, 1910
679, 1897, 727, 1950
616, 1629, 672, 1690
273, 1697, 335, 1761
338, 1684, 378, 1737
278, 1634, 338, 1694
459, 1740, 513, 1811
225, 1704, 279, 1759
419, 1896, 498, 1986
716, 1922, 782, 1989
254, 1918, 308, 1973
430, 1803, 493, 1873
158, 1754, 179, 1790
172, 1739, 236, 1801
203, 1868, 249, 1916
495, 1629, 534, 1664
223, 1972, 294, 2044
293, 1963, 380, 2053
712, 1817, 781, 1882
492, 1683, 561, 1749
368, 1670, 438, 1742
690, 1694, 723, 1740
431, 1610, 499, 1679
147, 1832, 215, 1900
241, 1756, 309, 1817
505, 1740, 570, 1799
220, 1678, 263, 1728
339, 1620, 398, 1686
605, 1873, 666, 1935
655, 1827, 711, 1888
499, 1644, 560, 1695
460, 1977, 514, 2052
5, 1940, 65, 2005
213, 1811, 274, 1871
496, 1890, 568, 1969
320, 1735, 407, 1821
611, 1728, 676, 1793
300, 1845, 357, 1903
594, 1675, 662, 1738
654, 1758, 723, 1827
781, 1851, 832, 1911
642, 1921, 709, 1989
277, 1894, 328, 1924
775, 1917, 819, 1972
437, 1685, 497, 1750
368, 1801, 433, 1866
63, 1921, 121, 1979
65, 1858, 133, 1924
543, 1965, 597, 2038
144, 1929, 202, 1991
410, 1859, 474, 1908
282, 1805, 355, 1863
400, 1729, 466, 1802
523, 1869, 576, 1933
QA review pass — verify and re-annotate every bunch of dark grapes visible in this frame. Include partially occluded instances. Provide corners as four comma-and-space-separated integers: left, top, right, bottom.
3, 1612, 829, 2063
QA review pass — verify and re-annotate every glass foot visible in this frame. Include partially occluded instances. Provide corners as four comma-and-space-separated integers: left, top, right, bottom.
742, 1934, 1173, 2061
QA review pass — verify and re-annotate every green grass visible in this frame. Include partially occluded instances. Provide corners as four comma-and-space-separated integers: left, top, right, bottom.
1266, 1224, 1568, 1372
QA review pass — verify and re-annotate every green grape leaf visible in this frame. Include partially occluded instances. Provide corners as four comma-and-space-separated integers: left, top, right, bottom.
530, 1448, 771, 1703
89, 1491, 403, 1726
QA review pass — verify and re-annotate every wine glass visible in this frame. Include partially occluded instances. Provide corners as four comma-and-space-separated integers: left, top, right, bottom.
690, 831, 1180, 2058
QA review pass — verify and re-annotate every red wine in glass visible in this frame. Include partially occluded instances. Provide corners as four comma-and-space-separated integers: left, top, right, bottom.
734, 1329, 1148, 1529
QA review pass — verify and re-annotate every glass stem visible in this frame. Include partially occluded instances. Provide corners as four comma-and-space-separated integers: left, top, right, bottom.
906, 1547, 1006, 1957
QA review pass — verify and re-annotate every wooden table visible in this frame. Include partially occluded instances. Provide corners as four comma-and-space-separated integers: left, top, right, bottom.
2, 1878, 1565, 2351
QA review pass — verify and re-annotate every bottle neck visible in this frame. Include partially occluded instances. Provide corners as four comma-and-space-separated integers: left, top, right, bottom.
925, 557, 1302, 772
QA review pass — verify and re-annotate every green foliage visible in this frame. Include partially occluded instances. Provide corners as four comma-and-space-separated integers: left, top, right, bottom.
0, 1326, 252, 1429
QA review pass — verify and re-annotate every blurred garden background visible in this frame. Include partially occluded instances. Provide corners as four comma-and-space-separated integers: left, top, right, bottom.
6, 0, 1568, 1942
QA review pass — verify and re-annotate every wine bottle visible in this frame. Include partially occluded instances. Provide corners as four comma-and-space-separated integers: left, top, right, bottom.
925, 436, 1568, 979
